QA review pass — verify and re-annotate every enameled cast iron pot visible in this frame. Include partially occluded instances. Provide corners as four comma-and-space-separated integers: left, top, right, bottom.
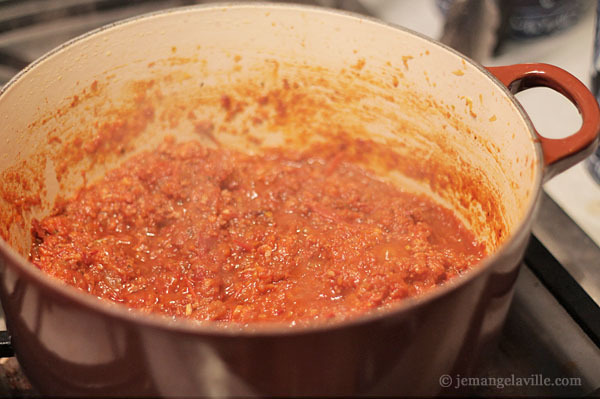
0, 3, 598, 396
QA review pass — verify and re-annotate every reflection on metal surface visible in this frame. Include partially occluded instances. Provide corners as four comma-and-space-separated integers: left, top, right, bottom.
525, 235, 600, 348
533, 191, 600, 306
439, 0, 500, 62
143, 331, 255, 398
476, 265, 600, 397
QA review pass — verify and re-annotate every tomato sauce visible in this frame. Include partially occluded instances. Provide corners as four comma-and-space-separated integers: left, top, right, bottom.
31, 139, 485, 324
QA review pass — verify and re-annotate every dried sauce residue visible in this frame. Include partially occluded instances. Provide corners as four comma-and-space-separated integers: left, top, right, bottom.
351, 58, 366, 71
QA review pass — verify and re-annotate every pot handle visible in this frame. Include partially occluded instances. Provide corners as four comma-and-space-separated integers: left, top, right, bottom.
486, 63, 600, 180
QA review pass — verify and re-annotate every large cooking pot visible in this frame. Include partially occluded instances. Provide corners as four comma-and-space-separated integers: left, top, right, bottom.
0, 3, 597, 397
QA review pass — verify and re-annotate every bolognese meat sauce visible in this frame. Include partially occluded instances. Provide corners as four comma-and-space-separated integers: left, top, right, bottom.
31, 139, 485, 324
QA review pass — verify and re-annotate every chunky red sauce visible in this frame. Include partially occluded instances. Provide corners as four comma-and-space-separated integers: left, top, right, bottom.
31, 140, 485, 324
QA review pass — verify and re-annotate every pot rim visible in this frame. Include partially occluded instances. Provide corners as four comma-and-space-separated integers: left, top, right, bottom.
0, 2, 544, 337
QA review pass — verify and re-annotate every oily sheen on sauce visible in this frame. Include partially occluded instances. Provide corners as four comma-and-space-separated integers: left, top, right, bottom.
31, 139, 485, 324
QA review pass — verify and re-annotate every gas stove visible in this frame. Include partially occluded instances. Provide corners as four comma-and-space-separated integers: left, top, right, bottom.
0, 1, 599, 397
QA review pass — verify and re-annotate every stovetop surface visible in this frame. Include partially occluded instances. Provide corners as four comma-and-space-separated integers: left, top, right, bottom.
0, 1, 599, 397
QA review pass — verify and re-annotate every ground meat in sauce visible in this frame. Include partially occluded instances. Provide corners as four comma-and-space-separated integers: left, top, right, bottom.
30, 139, 486, 324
